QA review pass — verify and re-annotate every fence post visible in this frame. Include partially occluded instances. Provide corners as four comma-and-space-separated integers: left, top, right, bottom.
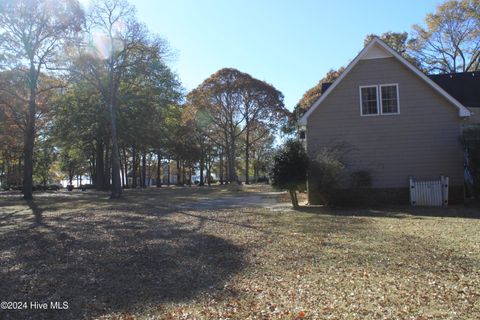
442, 176, 449, 206
409, 177, 416, 206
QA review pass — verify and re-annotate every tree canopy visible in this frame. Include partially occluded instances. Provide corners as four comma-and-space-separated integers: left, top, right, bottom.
411, 0, 480, 73
188, 68, 287, 184
0, 0, 83, 198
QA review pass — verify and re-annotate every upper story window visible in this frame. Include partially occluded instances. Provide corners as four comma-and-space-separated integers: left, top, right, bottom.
380, 84, 399, 114
360, 86, 379, 115
360, 84, 399, 116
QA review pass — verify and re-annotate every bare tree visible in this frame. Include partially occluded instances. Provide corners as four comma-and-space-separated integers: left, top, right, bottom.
410, 0, 480, 73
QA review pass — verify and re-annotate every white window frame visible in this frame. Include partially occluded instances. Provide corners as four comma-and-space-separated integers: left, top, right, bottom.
359, 85, 379, 116
359, 84, 400, 116
379, 83, 400, 115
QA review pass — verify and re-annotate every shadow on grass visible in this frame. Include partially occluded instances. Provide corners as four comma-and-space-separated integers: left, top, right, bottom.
294, 204, 480, 219
26, 199, 44, 226
0, 194, 245, 320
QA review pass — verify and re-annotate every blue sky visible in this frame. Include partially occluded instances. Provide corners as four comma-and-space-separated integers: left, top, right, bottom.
130, 0, 442, 110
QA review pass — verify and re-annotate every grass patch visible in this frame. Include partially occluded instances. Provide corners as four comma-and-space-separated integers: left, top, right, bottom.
0, 186, 479, 319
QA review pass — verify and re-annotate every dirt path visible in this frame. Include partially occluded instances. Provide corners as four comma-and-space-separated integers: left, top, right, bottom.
176, 190, 284, 210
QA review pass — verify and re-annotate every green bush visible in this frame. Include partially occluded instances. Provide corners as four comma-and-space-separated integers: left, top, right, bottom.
270, 140, 309, 208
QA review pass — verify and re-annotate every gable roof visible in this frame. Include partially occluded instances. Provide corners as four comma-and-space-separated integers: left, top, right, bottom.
299, 37, 472, 125
429, 72, 480, 109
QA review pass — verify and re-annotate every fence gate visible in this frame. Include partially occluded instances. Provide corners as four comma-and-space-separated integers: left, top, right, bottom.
409, 176, 449, 207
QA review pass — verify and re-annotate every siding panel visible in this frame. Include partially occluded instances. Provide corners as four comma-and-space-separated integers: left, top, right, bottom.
306, 57, 464, 189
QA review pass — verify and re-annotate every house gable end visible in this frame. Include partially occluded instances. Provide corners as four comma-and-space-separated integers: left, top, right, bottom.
299, 38, 471, 125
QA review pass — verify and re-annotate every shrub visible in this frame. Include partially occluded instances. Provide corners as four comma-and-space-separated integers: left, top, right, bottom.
270, 140, 309, 208
308, 145, 349, 204
350, 170, 372, 188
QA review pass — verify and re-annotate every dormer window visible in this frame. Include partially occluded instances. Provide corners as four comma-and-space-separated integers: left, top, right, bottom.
360, 84, 399, 116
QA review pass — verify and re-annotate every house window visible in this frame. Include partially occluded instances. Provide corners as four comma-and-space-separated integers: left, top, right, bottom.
360, 86, 379, 115
360, 84, 400, 116
380, 84, 399, 114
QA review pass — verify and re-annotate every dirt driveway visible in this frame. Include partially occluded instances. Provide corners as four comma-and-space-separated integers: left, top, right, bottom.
176, 189, 283, 210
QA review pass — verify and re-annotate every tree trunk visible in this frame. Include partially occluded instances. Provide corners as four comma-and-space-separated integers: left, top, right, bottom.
199, 151, 205, 186
245, 126, 250, 184
141, 150, 147, 188
187, 164, 192, 186
89, 154, 96, 185
206, 162, 211, 187
119, 150, 125, 188
132, 145, 137, 188
228, 149, 236, 182
95, 139, 104, 190
224, 143, 231, 183
252, 150, 257, 183
0, 159, 4, 188
176, 159, 181, 185
108, 75, 122, 198
104, 143, 110, 189
22, 63, 37, 199
18, 156, 23, 186
182, 161, 186, 185
219, 147, 224, 185
229, 126, 239, 182
227, 132, 237, 183
289, 189, 299, 208
123, 147, 129, 188
167, 160, 171, 186
156, 151, 161, 188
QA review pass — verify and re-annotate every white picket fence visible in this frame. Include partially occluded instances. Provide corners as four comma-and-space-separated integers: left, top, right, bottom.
409, 176, 449, 207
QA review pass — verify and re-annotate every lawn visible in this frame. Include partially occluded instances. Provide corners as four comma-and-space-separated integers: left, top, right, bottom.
0, 186, 479, 319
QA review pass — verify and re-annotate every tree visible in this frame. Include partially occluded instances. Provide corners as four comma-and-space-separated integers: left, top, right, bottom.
297, 68, 345, 112
117, 49, 182, 188
410, 0, 480, 73
0, 0, 83, 199
33, 135, 56, 187
188, 68, 286, 183
239, 76, 286, 184
73, 0, 168, 197
59, 146, 87, 186
364, 32, 411, 55
250, 130, 275, 182
287, 67, 344, 135
51, 79, 109, 189
270, 140, 308, 208
0, 72, 26, 188
363, 32, 420, 67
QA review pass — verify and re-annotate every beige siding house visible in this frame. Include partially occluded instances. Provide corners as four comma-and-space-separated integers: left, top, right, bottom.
299, 37, 473, 204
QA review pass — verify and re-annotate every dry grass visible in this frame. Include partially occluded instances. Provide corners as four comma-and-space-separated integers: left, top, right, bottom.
0, 186, 479, 319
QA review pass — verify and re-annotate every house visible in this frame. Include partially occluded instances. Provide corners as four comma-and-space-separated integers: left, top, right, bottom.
299, 37, 478, 204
